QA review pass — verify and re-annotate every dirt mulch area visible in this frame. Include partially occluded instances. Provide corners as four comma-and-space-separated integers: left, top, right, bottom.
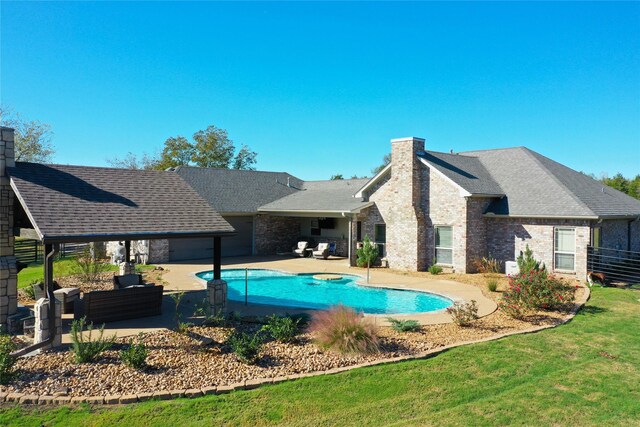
5, 270, 586, 398
1, 293, 583, 398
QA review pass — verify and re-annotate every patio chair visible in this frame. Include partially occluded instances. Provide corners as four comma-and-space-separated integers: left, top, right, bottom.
312, 243, 330, 260
292, 241, 309, 257
31, 281, 79, 314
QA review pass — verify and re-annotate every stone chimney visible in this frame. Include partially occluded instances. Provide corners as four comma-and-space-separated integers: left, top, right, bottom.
0, 126, 18, 328
385, 137, 428, 270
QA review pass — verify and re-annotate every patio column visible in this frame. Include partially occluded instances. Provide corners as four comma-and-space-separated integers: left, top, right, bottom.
119, 240, 135, 275
207, 236, 227, 314
33, 243, 61, 352
0, 126, 18, 331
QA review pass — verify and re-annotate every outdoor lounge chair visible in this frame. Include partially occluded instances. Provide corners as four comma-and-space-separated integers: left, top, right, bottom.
312, 243, 330, 260
293, 241, 309, 257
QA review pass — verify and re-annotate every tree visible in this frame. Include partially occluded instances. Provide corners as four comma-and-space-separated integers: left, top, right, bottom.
602, 173, 629, 195
356, 236, 379, 284
330, 174, 344, 180
0, 107, 54, 163
192, 125, 236, 168
107, 152, 158, 170
232, 145, 257, 170
371, 153, 391, 175
155, 136, 194, 170
108, 124, 258, 171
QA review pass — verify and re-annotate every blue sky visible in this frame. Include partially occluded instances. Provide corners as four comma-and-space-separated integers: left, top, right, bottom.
1, 1, 639, 180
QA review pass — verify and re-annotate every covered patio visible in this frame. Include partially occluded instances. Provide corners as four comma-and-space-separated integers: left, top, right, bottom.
6, 162, 236, 355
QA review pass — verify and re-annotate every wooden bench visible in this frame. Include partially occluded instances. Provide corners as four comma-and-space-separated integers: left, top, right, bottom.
74, 285, 164, 323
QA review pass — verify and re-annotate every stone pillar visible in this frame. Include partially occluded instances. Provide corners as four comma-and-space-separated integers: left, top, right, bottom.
119, 262, 136, 275
33, 297, 62, 352
0, 126, 17, 329
207, 279, 227, 314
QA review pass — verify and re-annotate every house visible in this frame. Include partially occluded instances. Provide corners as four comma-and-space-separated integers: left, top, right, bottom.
157, 137, 640, 279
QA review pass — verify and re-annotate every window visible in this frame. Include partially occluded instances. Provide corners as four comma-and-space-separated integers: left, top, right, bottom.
435, 226, 453, 265
374, 224, 386, 256
555, 228, 576, 271
591, 227, 601, 248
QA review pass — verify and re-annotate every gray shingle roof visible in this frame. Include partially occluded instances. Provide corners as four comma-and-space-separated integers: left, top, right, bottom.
419, 151, 504, 196
174, 166, 302, 214
460, 147, 640, 218
9, 163, 235, 243
259, 179, 371, 213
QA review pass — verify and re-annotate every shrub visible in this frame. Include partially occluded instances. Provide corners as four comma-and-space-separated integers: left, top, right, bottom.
309, 305, 379, 354
70, 317, 116, 364
428, 265, 443, 275
386, 317, 421, 333
261, 314, 301, 343
472, 256, 501, 274
227, 311, 243, 323
193, 298, 226, 326
227, 330, 264, 363
73, 246, 110, 283
120, 333, 148, 370
487, 279, 499, 292
0, 334, 16, 384
446, 300, 479, 326
516, 245, 545, 274
22, 280, 38, 300
500, 270, 575, 318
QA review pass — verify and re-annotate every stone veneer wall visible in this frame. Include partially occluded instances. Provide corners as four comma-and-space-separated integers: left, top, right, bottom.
148, 239, 170, 263
0, 127, 17, 328
486, 218, 591, 279
254, 215, 301, 255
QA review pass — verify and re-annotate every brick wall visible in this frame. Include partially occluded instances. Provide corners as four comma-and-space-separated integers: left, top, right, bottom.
0, 126, 17, 327
486, 218, 591, 278
368, 137, 428, 271
254, 214, 301, 255
599, 219, 640, 251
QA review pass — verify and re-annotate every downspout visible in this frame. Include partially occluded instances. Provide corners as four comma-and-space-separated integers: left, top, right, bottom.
11, 243, 59, 357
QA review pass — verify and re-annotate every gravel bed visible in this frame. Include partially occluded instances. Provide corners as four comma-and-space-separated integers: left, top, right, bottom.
0, 293, 582, 398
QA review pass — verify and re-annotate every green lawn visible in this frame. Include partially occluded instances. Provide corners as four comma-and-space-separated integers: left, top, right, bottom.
1, 287, 638, 426
17, 259, 154, 289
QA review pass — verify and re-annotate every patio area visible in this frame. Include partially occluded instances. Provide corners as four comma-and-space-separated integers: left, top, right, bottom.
53, 255, 496, 344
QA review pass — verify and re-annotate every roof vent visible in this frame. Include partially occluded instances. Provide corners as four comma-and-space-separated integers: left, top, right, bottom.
287, 177, 291, 187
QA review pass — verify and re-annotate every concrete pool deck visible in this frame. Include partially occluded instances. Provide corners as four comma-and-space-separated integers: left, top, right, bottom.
57, 255, 497, 342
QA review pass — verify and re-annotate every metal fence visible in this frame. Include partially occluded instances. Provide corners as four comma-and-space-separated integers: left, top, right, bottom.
14, 239, 89, 265
587, 246, 640, 285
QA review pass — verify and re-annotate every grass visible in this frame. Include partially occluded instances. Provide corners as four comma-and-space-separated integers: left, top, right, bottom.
17, 258, 154, 289
1, 287, 638, 426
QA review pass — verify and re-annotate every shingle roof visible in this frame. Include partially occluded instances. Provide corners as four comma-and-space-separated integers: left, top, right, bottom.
9, 163, 235, 243
174, 166, 302, 214
259, 179, 371, 213
460, 147, 640, 218
419, 151, 504, 196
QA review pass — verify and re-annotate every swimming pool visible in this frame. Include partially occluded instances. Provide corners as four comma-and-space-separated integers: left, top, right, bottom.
195, 269, 453, 315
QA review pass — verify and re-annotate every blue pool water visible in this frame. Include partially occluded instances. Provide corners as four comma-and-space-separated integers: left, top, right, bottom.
196, 269, 452, 314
